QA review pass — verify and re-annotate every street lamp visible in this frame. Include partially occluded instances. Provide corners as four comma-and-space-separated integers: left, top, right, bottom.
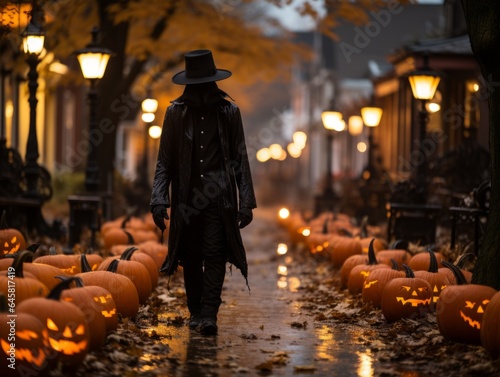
139, 94, 158, 186
316, 109, 344, 214
361, 105, 383, 180
407, 54, 441, 188
22, 7, 45, 198
75, 27, 112, 193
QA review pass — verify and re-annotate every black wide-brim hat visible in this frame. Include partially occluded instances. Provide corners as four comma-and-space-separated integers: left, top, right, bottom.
172, 49, 232, 85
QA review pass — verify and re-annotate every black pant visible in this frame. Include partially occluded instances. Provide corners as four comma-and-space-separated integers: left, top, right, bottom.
180, 201, 227, 318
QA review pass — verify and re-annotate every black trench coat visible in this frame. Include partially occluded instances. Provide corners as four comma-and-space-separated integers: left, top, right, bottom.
150, 98, 257, 280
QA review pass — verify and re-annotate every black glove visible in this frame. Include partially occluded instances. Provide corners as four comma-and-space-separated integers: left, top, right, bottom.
152, 205, 169, 231
237, 207, 253, 229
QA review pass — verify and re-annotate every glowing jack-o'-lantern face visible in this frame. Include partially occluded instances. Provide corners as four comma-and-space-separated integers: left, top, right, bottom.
0, 312, 50, 372
2, 328, 49, 367
432, 285, 448, 303
2, 234, 25, 256
396, 286, 432, 307
1, 212, 27, 256
94, 294, 117, 318
460, 300, 490, 329
364, 280, 378, 289
46, 318, 88, 355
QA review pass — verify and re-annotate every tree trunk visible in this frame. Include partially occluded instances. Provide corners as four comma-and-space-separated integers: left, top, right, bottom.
461, 0, 500, 289
97, 0, 132, 195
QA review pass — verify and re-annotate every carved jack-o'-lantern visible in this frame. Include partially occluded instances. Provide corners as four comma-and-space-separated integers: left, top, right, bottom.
60, 273, 118, 334
17, 277, 90, 367
0, 211, 27, 258
481, 291, 500, 359
362, 259, 404, 308
437, 261, 497, 345
414, 249, 451, 307
347, 239, 389, 295
0, 293, 51, 377
381, 264, 433, 323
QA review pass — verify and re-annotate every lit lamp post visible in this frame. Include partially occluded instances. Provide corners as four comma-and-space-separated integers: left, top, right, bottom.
22, 10, 45, 198
361, 106, 383, 180
317, 110, 344, 214
139, 95, 158, 186
75, 27, 112, 193
407, 56, 441, 188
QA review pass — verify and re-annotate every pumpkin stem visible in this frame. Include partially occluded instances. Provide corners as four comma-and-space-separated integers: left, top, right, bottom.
124, 230, 135, 245
360, 216, 368, 238
390, 239, 408, 250
427, 247, 439, 273
367, 239, 378, 265
441, 260, 468, 285
0, 210, 8, 229
47, 276, 79, 301
121, 246, 139, 261
26, 243, 40, 254
107, 259, 120, 273
10, 250, 33, 278
456, 253, 475, 269
390, 259, 399, 270
55, 275, 85, 288
322, 218, 328, 234
80, 254, 93, 273
402, 264, 415, 278
121, 214, 132, 229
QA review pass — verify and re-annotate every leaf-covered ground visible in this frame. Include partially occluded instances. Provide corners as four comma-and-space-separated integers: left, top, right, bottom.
292, 256, 500, 376
45, 208, 500, 377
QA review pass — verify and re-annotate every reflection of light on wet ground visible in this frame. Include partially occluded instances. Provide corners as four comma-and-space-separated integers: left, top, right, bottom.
277, 243, 288, 255
356, 349, 374, 377
277, 276, 301, 291
277, 265, 288, 275
288, 277, 300, 292
278, 276, 288, 289
316, 325, 336, 362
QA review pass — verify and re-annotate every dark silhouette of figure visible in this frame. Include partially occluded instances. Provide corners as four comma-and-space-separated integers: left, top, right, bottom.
150, 50, 256, 335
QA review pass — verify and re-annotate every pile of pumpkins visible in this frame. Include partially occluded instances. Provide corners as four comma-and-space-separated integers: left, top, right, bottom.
0, 211, 167, 376
281, 209, 500, 361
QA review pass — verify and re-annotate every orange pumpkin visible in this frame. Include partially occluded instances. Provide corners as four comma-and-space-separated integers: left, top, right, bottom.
0, 293, 51, 376
100, 246, 158, 288
98, 254, 152, 305
327, 235, 362, 268
381, 264, 433, 323
362, 259, 404, 308
347, 239, 389, 295
481, 291, 500, 359
376, 249, 412, 269
408, 249, 444, 271
339, 254, 367, 290
34, 251, 82, 276
436, 261, 496, 345
58, 276, 110, 349
137, 240, 168, 269
77, 257, 140, 318
414, 249, 451, 307
0, 250, 49, 304
17, 278, 90, 367
438, 253, 473, 284
0, 211, 27, 258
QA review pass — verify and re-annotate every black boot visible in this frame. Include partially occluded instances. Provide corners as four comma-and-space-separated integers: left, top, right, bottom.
188, 313, 202, 330
199, 316, 218, 335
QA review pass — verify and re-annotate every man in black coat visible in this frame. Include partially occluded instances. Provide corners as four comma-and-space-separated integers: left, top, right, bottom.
150, 50, 257, 335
